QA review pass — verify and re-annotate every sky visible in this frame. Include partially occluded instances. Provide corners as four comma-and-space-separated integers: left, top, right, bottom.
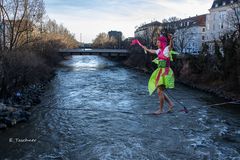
45, 0, 213, 43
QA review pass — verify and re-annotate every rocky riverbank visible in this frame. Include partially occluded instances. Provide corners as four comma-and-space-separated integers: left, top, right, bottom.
0, 82, 49, 130
176, 79, 240, 101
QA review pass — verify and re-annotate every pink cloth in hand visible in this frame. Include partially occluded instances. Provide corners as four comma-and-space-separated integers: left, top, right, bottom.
131, 39, 143, 47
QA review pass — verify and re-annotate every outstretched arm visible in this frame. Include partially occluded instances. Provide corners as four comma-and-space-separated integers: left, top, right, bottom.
141, 46, 156, 54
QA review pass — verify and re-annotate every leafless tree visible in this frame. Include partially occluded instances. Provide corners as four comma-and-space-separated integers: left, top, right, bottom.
220, 1, 240, 90
162, 16, 180, 34
92, 32, 118, 49
0, 0, 45, 50
228, 1, 240, 33
150, 27, 160, 48
174, 27, 194, 53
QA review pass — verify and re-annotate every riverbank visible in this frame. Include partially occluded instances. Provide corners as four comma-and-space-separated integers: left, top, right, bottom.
0, 79, 51, 129
0, 42, 70, 130
123, 54, 240, 101
0, 59, 64, 130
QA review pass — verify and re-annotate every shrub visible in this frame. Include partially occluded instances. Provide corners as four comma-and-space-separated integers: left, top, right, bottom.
0, 50, 52, 99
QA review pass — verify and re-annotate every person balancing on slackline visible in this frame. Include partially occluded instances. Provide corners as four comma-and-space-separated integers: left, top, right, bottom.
141, 34, 176, 115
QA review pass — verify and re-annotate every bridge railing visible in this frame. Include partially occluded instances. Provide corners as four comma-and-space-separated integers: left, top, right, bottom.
59, 48, 130, 57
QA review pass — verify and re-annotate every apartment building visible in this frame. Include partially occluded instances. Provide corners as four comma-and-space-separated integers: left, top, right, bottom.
173, 15, 206, 54
134, 16, 206, 54
205, 0, 239, 53
134, 21, 162, 43
133, 0, 239, 54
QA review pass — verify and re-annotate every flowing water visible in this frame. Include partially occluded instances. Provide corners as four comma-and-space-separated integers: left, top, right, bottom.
0, 56, 240, 160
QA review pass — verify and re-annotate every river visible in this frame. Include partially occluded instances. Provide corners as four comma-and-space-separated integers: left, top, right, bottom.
0, 56, 240, 160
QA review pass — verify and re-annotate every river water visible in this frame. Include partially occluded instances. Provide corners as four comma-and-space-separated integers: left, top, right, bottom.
0, 56, 240, 160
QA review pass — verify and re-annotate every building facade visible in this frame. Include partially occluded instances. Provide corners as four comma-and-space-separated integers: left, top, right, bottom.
134, 16, 206, 54
134, 21, 162, 46
134, 0, 239, 54
205, 0, 239, 53
173, 15, 206, 54
108, 30, 123, 48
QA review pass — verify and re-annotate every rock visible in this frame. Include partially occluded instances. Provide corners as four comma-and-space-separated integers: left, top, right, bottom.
3, 117, 17, 127
12, 104, 23, 108
21, 111, 31, 120
16, 117, 28, 123
0, 103, 8, 111
7, 107, 17, 112
23, 105, 32, 111
0, 123, 7, 129
32, 97, 41, 105
10, 109, 22, 118
0, 111, 8, 117
10, 110, 31, 120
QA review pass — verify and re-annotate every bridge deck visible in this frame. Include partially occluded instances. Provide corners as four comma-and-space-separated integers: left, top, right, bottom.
59, 49, 129, 57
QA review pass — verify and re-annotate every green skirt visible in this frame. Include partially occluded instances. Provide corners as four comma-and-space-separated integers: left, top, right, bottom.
148, 67, 174, 95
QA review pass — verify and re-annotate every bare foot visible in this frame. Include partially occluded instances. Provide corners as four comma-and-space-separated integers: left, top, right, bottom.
168, 103, 174, 112
152, 110, 163, 115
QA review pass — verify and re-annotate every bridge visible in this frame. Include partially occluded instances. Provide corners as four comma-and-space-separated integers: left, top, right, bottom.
59, 49, 130, 57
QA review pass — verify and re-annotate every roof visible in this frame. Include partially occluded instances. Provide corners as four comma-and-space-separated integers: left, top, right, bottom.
163, 14, 207, 29
138, 21, 162, 29
182, 14, 206, 27
211, 0, 239, 9
135, 21, 162, 33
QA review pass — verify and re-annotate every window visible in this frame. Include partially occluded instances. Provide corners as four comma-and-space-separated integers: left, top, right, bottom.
220, 12, 225, 20
202, 28, 205, 32
207, 24, 210, 30
213, 24, 215, 30
202, 36, 205, 40
219, 22, 224, 29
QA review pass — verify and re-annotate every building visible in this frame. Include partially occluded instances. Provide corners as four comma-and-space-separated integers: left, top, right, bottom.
205, 0, 239, 53
134, 16, 206, 54
133, 0, 239, 54
173, 15, 206, 54
134, 21, 162, 38
108, 30, 122, 48
108, 31, 122, 40
0, 22, 3, 50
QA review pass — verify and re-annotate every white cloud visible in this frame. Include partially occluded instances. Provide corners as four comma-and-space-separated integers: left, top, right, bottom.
45, 0, 213, 43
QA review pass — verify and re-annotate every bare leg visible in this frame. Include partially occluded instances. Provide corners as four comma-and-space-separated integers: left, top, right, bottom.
153, 87, 164, 115
163, 93, 174, 111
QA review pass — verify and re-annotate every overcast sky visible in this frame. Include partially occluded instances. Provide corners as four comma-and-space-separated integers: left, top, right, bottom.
45, 0, 213, 43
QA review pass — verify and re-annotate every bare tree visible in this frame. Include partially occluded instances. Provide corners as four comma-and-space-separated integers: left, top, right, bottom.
92, 32, 118, 49
150, 27, 160, 48
228, 2, 240, 33
162, 16, 180, 34
174, 27, 194, 53
0, 0, 45, 50
220, 1, 240, 90
92, 33, 108, 48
